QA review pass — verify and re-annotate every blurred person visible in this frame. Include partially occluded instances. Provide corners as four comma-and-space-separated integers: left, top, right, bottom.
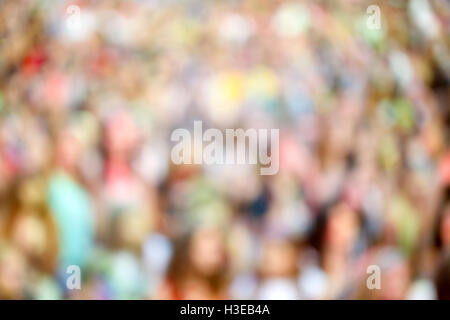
47, 128, 95, 274
311, 200, 363, 299
101, 110, 158, 250
255, 236, 301, 300
156, 227, 229, 300
6, 176, 58, 275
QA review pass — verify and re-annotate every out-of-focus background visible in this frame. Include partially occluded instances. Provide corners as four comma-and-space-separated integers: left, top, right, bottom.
0, 0, 449, 300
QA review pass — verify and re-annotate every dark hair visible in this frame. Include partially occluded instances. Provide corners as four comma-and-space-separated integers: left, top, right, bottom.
436, 252, 450, 300
166, 230, 228, 296
433, 187, 450, 249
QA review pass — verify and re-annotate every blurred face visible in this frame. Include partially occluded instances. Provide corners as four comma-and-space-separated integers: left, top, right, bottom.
189, 228, 225, 276
105, 113, 138, 157
11, 212, 47, 257
0, 249, 27, 299
326, 202, 359, 253
56, 131, 81, 170
260, 239, 298, 278
328, 119, 353, 158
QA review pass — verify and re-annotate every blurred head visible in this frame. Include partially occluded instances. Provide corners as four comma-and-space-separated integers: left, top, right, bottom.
259, 238, 298, 278
104, 111, 139, 158
10, 212, 47, 259
188, 227, 226, 277
55, 130, 82, 171
167, 226, 228, 291
325, 201, 360, 253
0, 247, 27, 299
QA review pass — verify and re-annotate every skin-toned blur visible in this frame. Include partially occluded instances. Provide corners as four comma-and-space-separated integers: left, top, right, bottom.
0, 0, 449, 300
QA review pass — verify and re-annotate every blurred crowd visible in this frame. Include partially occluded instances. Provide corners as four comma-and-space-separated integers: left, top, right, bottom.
0, 0, 449, 300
